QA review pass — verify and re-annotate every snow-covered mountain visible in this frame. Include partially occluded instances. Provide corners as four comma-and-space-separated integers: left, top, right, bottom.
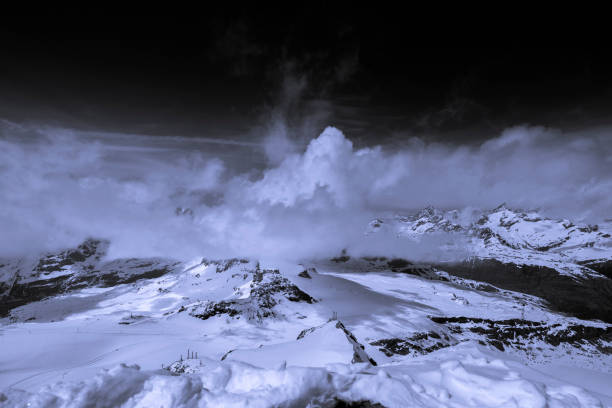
363, 206, 612, 325
0, 239, 181, 318
368, 205, 612, 276
1, 206, 612, 407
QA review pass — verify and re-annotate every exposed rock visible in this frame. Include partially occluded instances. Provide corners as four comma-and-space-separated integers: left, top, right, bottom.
430, 316, 612, 355
0, 239, 179, 317
370, 316, 611, 359
201, 258, 249, 273
370, 331, 454, 357
578, 259, 612, 280
298, 269, 313, 279
332, 399, 386, 408
437, 259, 612, 323
33, 239, 105, 274
190, 268, 315, 322
296, 320, 377, 366
166, 359, 201, 374
335, 321, 377, 366
339, 209, 612, 314
386, 258, 411, 270
331, 249, 351, 263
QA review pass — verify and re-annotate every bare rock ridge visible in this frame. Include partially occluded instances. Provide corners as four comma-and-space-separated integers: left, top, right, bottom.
188, 263, 316, 322
297, 320, 377, 366
365, 206, 612, 322
436, 260, 612, 323
0, 239, 180, 317
370, 317, 611, 359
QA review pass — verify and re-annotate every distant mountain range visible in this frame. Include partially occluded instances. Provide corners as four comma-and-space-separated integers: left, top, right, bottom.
1, 206, 612, 406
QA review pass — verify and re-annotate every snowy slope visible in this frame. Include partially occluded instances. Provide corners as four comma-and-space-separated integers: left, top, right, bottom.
1, 239, 611, 407
368, 205, 612, 278
4, 347, 607, 408
363, 206, 612, 324
0, 239, 181, 318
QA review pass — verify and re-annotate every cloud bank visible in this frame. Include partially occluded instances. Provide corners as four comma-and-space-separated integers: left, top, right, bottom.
1, 120, 610, 262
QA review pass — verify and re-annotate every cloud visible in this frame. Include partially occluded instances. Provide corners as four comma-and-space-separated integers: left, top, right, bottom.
254, 124, 612, 219
0, 120, 610, 262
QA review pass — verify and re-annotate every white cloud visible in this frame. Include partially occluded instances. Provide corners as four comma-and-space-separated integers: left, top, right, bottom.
1, 120, 610, 261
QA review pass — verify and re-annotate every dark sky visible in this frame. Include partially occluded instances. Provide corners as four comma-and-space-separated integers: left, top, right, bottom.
2, 12, 611, 147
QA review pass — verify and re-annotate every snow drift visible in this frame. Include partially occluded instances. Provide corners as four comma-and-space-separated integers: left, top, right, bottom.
1, 354, 606, 408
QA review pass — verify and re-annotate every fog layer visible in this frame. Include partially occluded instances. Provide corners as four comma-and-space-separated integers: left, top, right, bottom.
1, 120, 610, 261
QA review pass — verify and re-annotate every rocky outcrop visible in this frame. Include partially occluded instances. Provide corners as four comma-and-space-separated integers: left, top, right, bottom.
190, 267, 315, 322
437, 259, 612, 323
578, 259, 612, 280
0, 239, 179, 317
298, 321, 377, 366
331, 400, 386, 408
430, 316, 612, 354
370, 331, 455, 357
370, 316, 611, 359
298, 268, 314, 279
369, 205, 612, 276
